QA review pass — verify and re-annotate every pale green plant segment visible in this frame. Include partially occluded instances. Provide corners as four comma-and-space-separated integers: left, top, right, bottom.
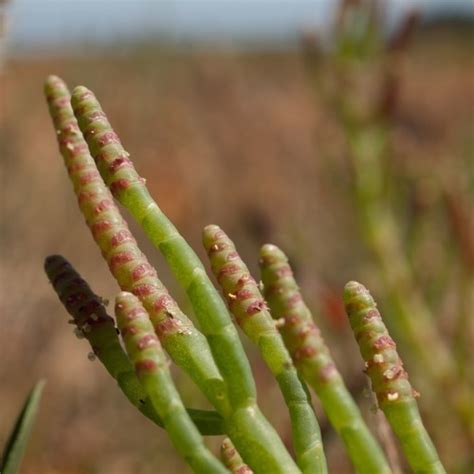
220, 438, 252, 474
43, 254, 224, 435
45, 76, 298, 474
115, 292, 227, 474
344, 281, 446, 474
44, 76, 228, 415
42, 75, 447, 473
319, 1, 474, 443
203, 225, 327, 474
70, 85, 256, 411
68, 83, 301, 474
259, 244, 391, 474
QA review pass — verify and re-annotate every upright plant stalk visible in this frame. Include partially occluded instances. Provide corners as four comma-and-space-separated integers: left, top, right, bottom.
203, 225, 327, 474
323, 3, 474, 439
220, 438, 252, 474
69, 85, 255, 411
44, 254, 224, 435
115, 292, 228, 474
259, 244, 391, 474
46, 77, 298, 474
344, 281, 446, 474
68, 84, 300, 474
346, 125, 474, 440
44, 75, 228, 415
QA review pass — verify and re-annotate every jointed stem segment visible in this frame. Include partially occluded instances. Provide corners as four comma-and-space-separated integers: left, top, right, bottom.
68, 84, 301, 474
344, 281, 446, 474
115, 292, 228, 474
259, 244, 391, 474
43, 75, 447, 474
44, 75, 229, 415
43, 254, 224, 435
327, 9, 474, 439
220, 438, 253, 474
203, 225, 327, 474
46, 76, 301, 474
69, 86, 256, 411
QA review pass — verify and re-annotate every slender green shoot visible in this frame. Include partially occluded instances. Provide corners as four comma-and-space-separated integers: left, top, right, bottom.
46, 76, 300, 474
344, 281, 446, 474
115, 291, 228, 474
259, 244, 391, 474
326, 2, 474, 441
44, 254, 224, 435
44, 75, 229, 416
203, 225, 327, 474
67, 82, 301, 474
69, 85, 256, 411
220, 438, 253, 474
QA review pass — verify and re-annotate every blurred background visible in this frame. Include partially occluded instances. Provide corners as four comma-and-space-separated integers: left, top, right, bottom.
1, 0, 473, 472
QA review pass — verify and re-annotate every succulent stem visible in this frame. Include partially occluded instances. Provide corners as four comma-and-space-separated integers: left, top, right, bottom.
347, 124, 474, 441
115, 292, 227, 473
259, 244, 391, 474
203, 225, 327, 474
44, 75, 229, 414
220, 438, 253, 474
67, 83, 300, 473
344, 281, 446, 474
44, 254, 224, 435
69, 85, 256, 411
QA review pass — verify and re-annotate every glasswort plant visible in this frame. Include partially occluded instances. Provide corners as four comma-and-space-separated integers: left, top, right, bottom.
44, 75, 446, 474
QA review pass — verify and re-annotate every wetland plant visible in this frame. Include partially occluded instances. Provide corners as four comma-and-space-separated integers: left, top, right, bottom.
41, 75, 448, 474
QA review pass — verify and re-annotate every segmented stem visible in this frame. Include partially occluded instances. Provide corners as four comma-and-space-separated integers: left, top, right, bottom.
44, 76, 229, 415
69, 85, 256, 410
44, 254, 224, 435
115, 292, 227, 474
259, 244, 391, 474
344, 281, 446, 474
340, 55, 474, 440
68, 84, 300, 474
220, 438, 253, 474
203, 225, 327, 474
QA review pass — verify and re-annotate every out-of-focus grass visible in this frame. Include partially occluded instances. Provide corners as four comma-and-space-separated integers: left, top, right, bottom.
1, 24, 472, 473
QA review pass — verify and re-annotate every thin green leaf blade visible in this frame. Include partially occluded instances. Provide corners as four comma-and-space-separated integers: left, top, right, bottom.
1, 380, 46, 474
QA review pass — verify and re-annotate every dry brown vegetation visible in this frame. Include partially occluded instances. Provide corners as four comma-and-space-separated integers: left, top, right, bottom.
1, 24, 473, 473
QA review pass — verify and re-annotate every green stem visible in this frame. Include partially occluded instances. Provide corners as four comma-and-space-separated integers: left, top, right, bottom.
222, 406, 300, 474
344, 281, 446, 474
68, 83, 300, 474
44, 76, 229, 415
220, 438, 253, 474
203, 225, 326, 474
115, 292, 228, 474
309, 6, 474, 442
69, 85, 256, 411
346, 102, 474, 443
44, 254, 224, 435
259, 244, 391, 474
